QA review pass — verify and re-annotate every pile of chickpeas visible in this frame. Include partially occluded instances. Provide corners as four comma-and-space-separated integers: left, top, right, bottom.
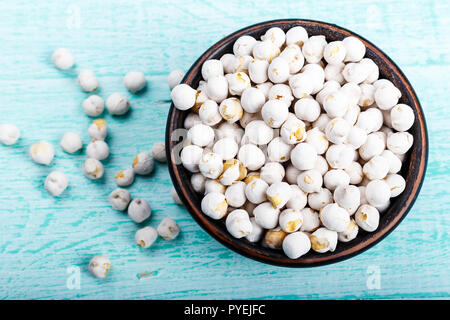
0, 49, 186, 279
171, 26, 414, 259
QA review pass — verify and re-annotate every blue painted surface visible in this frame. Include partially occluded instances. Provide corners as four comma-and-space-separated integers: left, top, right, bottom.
0, 0, 448, 299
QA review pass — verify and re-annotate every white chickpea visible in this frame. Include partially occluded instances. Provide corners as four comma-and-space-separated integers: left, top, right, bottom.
201, 191, 228, 220
267, 57, 290, 83
289, 73, 314, 99
260, 162, 285, 185
114, 169, 135, 187
109, 188, 131, 211
184, 113, 202, 130
302, 35, 327, 64
286, 26, 308, 47
333, 185, 360, 215
128, 198, 151, 223
298, 208, 319, 232
359, 132, 386, 161
123, 71, 146, 93
89, 255, 110, 279
261, 27, 286, 48
240, 111, 263, 128
296, 169, 322, 193
268, 84, 294, 106
149, 142, 166, 163
225, 209, 252, 239
212, 138, 237, 161
324, 62, 345, 84
60, 132, 82, 154
282, 231, 311, 259
88, 118, 107, 140
201, 59, 224, 81
359, 186, 368, 205
285, 164, 301, 184
360, 58, 379, 84
266, 181, 292, 210
216, 122, 244, 144
245, 178, 269, 205
365, 179, 391, 207
385, 173, 406, 197
132, 151, 154, 175
206, 75, 229, 103
343, 36, 366, 62
338, 219, 359, 242
280, 118, 307, 145
316, 81, 341, 105
267, 137, 292, 162
342, 62, 369, 84
341, 82, 362, 107
326, 144, 354, 169
312, 113, 332, 132
0, 123, 20, 145
157, 217, 180, 241
363, 155, 390, 180
374, 82, 401, 110
324, 41, 347, 65
386, 131, 413, 155
82, 95, 104, 117
238, 144, 266, 171
204, 179, 226, 195
83, 158, 104, 179
294, 97, 321, 122
358, 83, 375, 107
219, 97, 244, 123
77, 70, 98, 92
135, 227, 158, 248
199, 152, 224, 179
355, 204, 380, 232
325, 117, 351, 144
279, 45, 304, 74
253, 202, 280, 229
390, 104, 415, 132
226, 72, 250, 96
242, 218, 262, 242
314, 155, 330, 176
86, 140, 109, 161
29, 141, 54, 165
51, 48, 74, 70
253, 40, 281, 62
302, 63, 325, 94
343, 104, 361, 126
241, 87, 265, 113
346, 126, 367, 149
248, 59, 269, 84
44, 171, 69, 196
324, 169, 350, 191
356, 108, 383, 133
307, 187, 333, 211
105, 92, 130, 115
187, 123, 215, 147
261, 99, 289, 128
198, 100, 221, 126
291, 142, 318, 170
219, 159, 246, 186
168, 69, 185, 89
279, 208, 304, 234
310, 227, 338, 253
191, 173, 206, 194
380, 150, 402, 174
286, 185, 307, 210
233, 35, 257, 56
232, 55, 253, 74
320, 203, 350, 232
322, 91, 348, 118
344, 161, 364, 185
171, 83, 197, 110
180, 145, 203, 173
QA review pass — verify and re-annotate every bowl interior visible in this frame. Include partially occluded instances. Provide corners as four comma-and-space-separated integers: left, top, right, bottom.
166, 19, 428, 267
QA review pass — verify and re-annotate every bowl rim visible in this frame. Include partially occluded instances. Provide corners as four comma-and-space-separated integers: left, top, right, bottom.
166, 19, 429, 267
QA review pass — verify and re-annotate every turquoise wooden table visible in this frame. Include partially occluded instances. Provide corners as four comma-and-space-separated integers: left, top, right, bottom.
0, 0, 448, 300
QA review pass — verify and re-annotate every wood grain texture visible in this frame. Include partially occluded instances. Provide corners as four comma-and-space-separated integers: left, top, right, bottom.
0, 0, 448, 299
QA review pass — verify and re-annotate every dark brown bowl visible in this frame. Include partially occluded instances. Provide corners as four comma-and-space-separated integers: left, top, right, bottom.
165, 19, 428, 267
